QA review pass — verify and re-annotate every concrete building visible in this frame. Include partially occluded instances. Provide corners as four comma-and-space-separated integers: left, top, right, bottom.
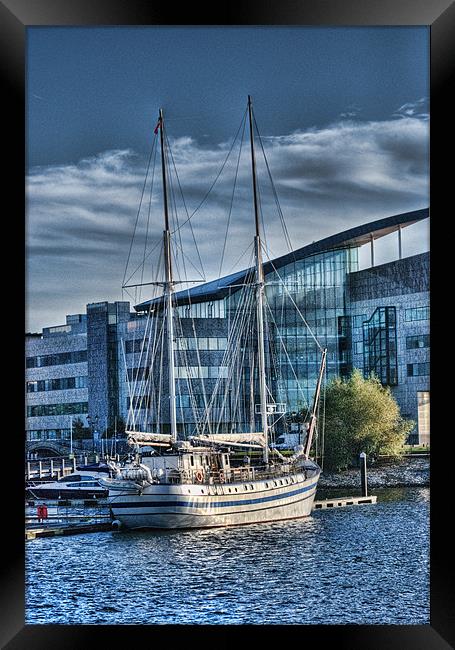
25, 208, 429, 452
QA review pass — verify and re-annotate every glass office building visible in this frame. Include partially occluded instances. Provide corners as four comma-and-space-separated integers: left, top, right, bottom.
25, 208, 430, 451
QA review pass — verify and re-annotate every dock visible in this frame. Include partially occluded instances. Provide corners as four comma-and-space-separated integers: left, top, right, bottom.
25, 495, 378, 539
25, 513, 112, 540
312, 495, 377, 509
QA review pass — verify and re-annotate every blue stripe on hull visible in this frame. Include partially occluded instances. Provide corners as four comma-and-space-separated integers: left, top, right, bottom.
115, 489, 316, 517
110, 480, 318, 511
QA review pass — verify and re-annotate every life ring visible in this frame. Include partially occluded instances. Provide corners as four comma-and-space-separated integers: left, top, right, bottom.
195, 470, 204, 483
219, 471, 225, 484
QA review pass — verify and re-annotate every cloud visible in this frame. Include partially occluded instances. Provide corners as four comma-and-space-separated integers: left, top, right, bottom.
393, 97, 429, 120
26, 109, 429, 331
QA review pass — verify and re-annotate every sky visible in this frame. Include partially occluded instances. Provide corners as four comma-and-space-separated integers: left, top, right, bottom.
26, 27, 429, 331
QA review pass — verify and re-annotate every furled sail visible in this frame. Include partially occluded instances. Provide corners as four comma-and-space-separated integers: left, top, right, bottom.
190, 433, 266, 447
126, 431, 173, 446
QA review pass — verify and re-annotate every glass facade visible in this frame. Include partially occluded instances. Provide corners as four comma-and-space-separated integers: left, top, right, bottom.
26, 376, 87, 392
407, 362, 430, 377
26, 350, 87, 368
405, 306, 429, 322
362, 307, 398, 385
27, 429, 72, 441
406, 334, 430, 349
27, 402, 88, 417
232, 248, 359, 422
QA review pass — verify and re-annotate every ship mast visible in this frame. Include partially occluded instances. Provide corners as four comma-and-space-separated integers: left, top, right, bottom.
158, 109, 178, 443
303, 347, 327, 459
247, 95, 269, 465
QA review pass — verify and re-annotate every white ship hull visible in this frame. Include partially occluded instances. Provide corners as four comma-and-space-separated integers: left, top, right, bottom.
108, 470, 319, 529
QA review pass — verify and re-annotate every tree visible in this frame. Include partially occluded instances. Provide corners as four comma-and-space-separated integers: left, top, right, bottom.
321, 369, 414, 472
104, 416, 127, 438
71, 417, 91, 440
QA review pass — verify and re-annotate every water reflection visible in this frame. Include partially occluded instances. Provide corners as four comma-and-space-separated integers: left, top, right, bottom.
26, 487, 429, 625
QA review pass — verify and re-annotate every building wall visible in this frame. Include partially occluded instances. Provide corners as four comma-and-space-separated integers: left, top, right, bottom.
25, 317, 88, 442
25, 253, 430, 447
348, 252, 430, 443
86, 301, 130, 434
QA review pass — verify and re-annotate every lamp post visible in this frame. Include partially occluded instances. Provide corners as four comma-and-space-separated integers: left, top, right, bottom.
87, 415, 99, 454
69, 414, 73, 458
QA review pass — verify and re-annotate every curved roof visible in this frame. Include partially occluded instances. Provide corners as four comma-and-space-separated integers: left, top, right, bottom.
135, 207, 429, 311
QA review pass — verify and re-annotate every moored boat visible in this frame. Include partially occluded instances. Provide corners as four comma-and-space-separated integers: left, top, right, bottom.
26, 464, 113, 500
104, 97, 327, 529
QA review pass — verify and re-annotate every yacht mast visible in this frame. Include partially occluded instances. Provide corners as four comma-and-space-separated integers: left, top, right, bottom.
303, 347, 327, 459
158, 109, 178, 443
247, 95, 269, 465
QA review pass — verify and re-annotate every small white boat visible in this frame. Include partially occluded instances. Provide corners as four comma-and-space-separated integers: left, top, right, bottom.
26, 464, 113, 500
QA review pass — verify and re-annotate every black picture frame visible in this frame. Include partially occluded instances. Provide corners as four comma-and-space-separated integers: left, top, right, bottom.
2, 1, 452, 648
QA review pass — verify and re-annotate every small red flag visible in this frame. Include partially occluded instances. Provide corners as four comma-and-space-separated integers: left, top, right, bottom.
154, 119, 161, 135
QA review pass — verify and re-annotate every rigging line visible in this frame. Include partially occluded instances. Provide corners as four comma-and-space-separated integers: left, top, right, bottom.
218, 111, 248, 278
216, 283, 255, 433
213, 282, 255, 435
144, 309, 165, 426
122, 238, 163, 289
132, 309, 156, 419
253, 113, 295, 257
122, 133, 158, 288
202, 258, 254, 433
139, 141, 159, 301
164, 130, 206, 281
168, 215, 204, 435
172, 237, 206, 281
165, 137, 207, 301
173, 307, 202, 437
171, 107, 248, 234
224, 240, 255, 278
262, 246, 324, 353
165, 147, 208, 436
220, 251, 257, 432
320, 361, 327, 470
263, 293, 311, 418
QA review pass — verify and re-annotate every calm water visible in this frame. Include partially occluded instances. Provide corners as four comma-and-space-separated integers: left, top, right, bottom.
25, 487, 429, 625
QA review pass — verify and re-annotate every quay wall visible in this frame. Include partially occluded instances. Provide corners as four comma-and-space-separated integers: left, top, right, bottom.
318, 456, 429, 489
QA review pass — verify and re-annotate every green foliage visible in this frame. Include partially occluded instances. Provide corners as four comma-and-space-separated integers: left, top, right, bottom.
71, 417, 91, 440
322, 369, 414, 471
104, 416, 127, 438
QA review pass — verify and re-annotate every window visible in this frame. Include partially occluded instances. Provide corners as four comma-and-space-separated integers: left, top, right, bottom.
354, 341, 363, 354
405, 307, 429, 322
406, 334, 430, 349
48, 325, 71, 334
407, 362, 430, 377
174, 337, 228, 351
352, 314, 367, 329
125, 339, 146, 354
175, 366, 227, 379
26, 350, 87, 368
127, 367, 150, 381
27, 402, 88, 417
363, 307, 398, 386
26, 376, 87, 393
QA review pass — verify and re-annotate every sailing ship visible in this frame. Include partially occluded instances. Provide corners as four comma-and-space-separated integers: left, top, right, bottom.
103, 97, 327, 529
